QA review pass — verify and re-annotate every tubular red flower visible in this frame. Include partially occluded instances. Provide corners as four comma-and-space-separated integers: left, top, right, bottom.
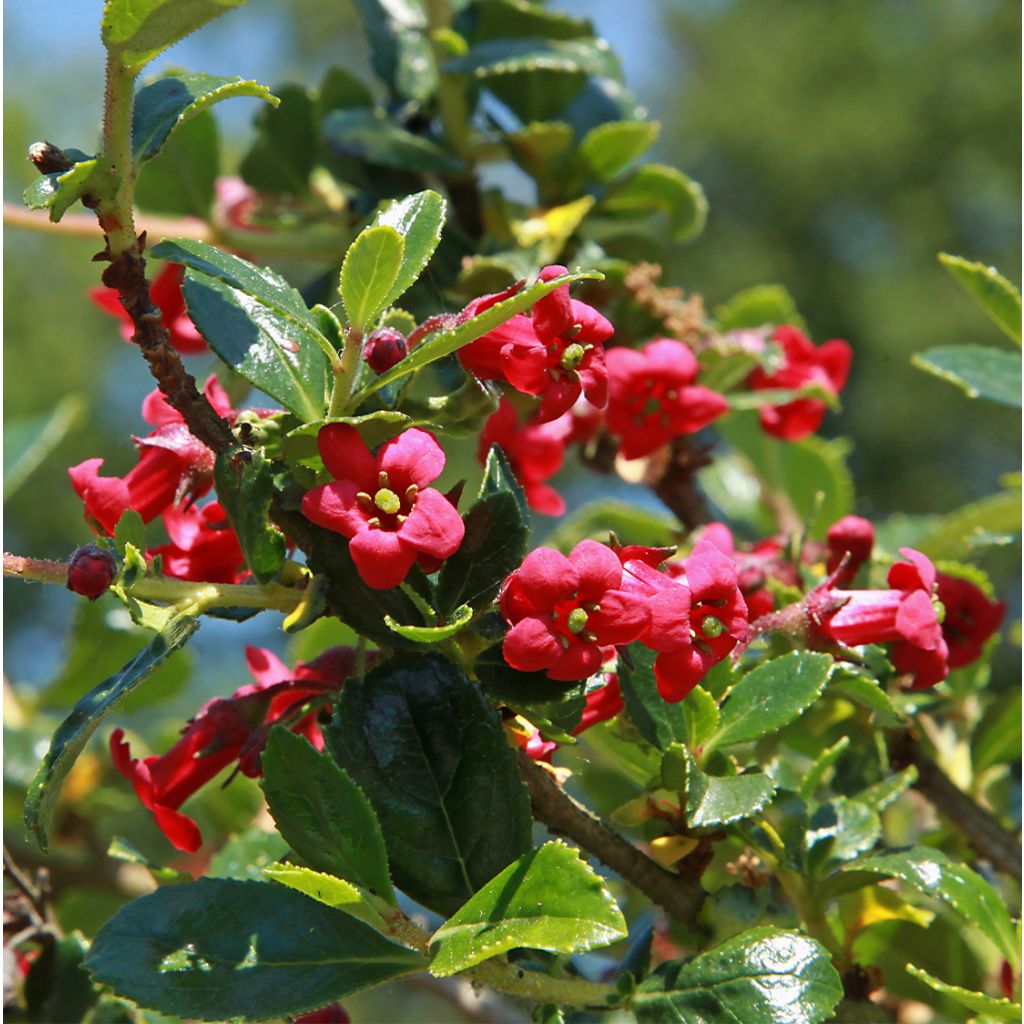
301, 424, 465, 589
606, 339, 728, 459
748, 325, 852, 441
91, 263, 207, 355
148, 500, 247, 583
933, 572, 1005, 669
459, 266, 613, 423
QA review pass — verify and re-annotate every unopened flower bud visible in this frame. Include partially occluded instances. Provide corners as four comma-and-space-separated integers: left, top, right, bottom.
364, 327, 408, 374
66, 544, 117, 600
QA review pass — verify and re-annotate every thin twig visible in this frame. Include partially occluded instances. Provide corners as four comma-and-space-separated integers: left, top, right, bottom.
650, 436, 713, 531
4, 202, 211, 241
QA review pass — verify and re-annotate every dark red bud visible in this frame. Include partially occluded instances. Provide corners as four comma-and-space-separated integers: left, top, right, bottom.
364, 327, 408, 374
66, 544, 118, 600
292, 1005, 350, 1024
826, 515, 875, 583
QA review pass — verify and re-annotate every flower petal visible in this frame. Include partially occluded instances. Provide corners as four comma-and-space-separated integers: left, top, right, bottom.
380, 427, 445, 491
301, 480, 368, 538
569, 539, 622, 599
518, 547, 579, 609
588, 589, 650, 646
398, 486, 465, 558
348, 528, 418, 589
503, 616, 563, 673
317, 423, 377, 490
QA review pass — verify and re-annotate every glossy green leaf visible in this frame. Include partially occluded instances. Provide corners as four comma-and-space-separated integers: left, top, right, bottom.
3, 394, 84, 500
429, 840, 627, 977
261, 728, 394, 902
437, 446, 529, 616
213, 448, 286, 583
837, 847, 1019, 964
353, 0, 437, 102
84, 879, 425, 1020
353, 269, 602, 402
913, 345, 1021, 408
340, 225, 405, 332
113, 509, 146, 558
798, 736, 850, 802
854, 766, 918, 813
25, 614, 198, 850
323, 109, 461, 173
446, 37, 620, 80
633, 926, 843, 1024
602, 163, 708, 242
385, 603, 473, 643
263, 864, 387, 930
805, 798, 881, 874
714, 284, 804, 332
618, 643, 687, 751
973, 691, 1023, 774
132, 72, 277, 163
905, 965, 1022, 1022
472, 0, 593, 42
206, 826, 289, 881
239, 83, 315, 195
507, 121, 574, 190
102, 0, 250, 73
939, 253, 1022, 346
108, 835, 191, 884
543, 499, 678, 553
152, 238, 332, 419
372, 190, 447, 311
665, 745, 775, 828
317, 66, 374, 116
827, 669, 905, 726
135, 109, 219, 217
706, 652, 832, 753
474, 646, 587, 707
24, 157, 107, 223
680, 685, 720, 750
578, 120, 660, 182
326, 653, 532, 915
509, 681, 591, 744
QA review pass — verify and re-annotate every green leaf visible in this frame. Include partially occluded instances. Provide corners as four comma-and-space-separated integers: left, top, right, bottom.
3, 394, 84, 501
543, 499, 678, 553
102, 0, 250, 73
263, 864, 386, 930
805, 797, 881, 873
429, 840, 627, 977
132, 72, 277, 163
372, 190, 447, 311
436, 446, 529, 616
797, 736, 850, 802
905, 964, 1022, 1022
23, 932, 98, 1024
853, 767, 918, 813
385, 604, 474, 643
837, 847, 1019, 964
353, 0, 437, 103
206, 826, 289, 881
973, 691, 1023, 774
261, 728, 394, 902
84, 879, 425, 1020
24, 158, 107, 223
353, 269, 602, 402
913, 488, 1021, 561
663, 745, 774, 828
828, 668, 905, 726
679, 685, 720, 750
135, 109, 219, 217
239, 83, 315, 195
323, 109, 461, 174
213, 448, 286, 583
913, 345, 1021, 408
151, 238, 332, 419
25, 615, 198, 850
340, 225, 405, 332
714, 284, 804, 332
601, 163, 708, 242
447, 36, 620, 79
326, 653, 532, 915
632, 926, 843, 1024
577, 120, 660, 182
618, 643, 687, 751
706, 652, 833, 753
939, 253, 1022, 346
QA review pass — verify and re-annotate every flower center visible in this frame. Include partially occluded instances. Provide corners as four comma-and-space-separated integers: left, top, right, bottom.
932, 596, 946, 625
561, 342, 587, 370
700, 615, 728, 639
566, 607, 590, 634
374, 488, 401, 514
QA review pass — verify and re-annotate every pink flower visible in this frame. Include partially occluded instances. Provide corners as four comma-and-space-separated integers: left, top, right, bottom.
479, 399, 572, 515
933, 572, 1004, 670
459, 266, 613, 423
301, 425, 465, 590
606, 340, 728, 459
110, 646, 361, 852
500, 540, 650, 681
148, 500, 246, 584
91, 263, 207, 355
748, 325, 852, 441
69, 377, 234, 535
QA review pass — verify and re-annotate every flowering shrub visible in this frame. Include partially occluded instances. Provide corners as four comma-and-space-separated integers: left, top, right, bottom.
3, 2, 1020, 1023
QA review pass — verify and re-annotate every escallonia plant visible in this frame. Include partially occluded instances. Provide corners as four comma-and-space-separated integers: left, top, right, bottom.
3, 1, 1021, 1022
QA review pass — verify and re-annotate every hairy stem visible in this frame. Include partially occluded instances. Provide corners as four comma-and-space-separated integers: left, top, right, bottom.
328, 326, 363, 417
100, 54, 139, 258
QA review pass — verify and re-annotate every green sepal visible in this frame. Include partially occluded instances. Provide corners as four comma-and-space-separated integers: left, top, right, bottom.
385, 604, 473, 643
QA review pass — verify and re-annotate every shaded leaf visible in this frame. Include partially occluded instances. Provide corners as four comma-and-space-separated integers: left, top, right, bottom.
135, 109, 219, 217
239, 83, 316, 195
905, 964, 1022, 1022
577, 120, 660, 182
3, 394, 84, 501
714, 284, 804, 332
973, 691, 1023, 774
323, 109, 461, 174
664, 745, 775, 829
602, 163, 708, 242
913, 345, 1021, 408
353, 0, 436, 102
618, 643, 687, 751
913, 488, 1021, 561
939, 253, 1022, 346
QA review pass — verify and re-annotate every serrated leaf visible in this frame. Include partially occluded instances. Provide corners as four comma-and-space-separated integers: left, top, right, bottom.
601, 163, 708, 242
102, 0, 250, 74
24, 158, 107, 222
340, 225, 405, 332
206, 826, 289, 881
939, 253, 1022, 346
578, 120, 660, 182
667, 745, 775, 828
618, 643, 687, 751
132, 72, 277, 163
263, 864, 386, 930
353, 0, 437, 102
805, 798, 881, 874
25, 615, 198, 850
213, 448, 285, 582
370, 190, 446, 310
828, 669, 906, 726
326, 653, 532, 915
913, 345, 1021, 408
798, 737, 850, 802
353, 269, 602, 402
837, 847, 1019, 964
260, 729, 394, 901
854, 766, 918, 812
83, 879, 425, 1020
385, 603, 473, 643
633, 926, 843, 1024
905, 965, 1022, 1022
323, 109, 461, 173
714, 284, 804, 332
446, 37, 620, 79
429, 841, 627, 977
705, 652, 832, 753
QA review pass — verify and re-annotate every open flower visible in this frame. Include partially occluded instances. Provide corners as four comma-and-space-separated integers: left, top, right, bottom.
91, 263, 207, 355
459, 266, 613, 423
301, 425, 464, 589
748, 325, 852, 441
606, 339, 728, 459
501, 540, 650, 681
148, 500, 246, 584
933, 572, 1004, 670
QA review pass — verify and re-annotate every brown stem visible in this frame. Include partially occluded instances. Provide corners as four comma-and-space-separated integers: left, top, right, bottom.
650, 436, 713, 531
890, 730, 1022, 882
517, 750, 706, 924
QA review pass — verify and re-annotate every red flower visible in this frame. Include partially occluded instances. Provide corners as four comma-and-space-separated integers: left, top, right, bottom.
479, 399, 572, 515
825, 515, 874, 585
293, 1006, 350, 1024
66, 544, 117, 600
500, 540, 650, 681
149, 501, 246, 583
934, 572, 1004, 669
606, 339, 728, 459
91, 263, 207, 355
459, 266, 613, 423
69, 377, 234, 535
301, 425, 465, 590
110, 646, 360, 852
815, 548, 949, 689
748, 325, 852, 441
